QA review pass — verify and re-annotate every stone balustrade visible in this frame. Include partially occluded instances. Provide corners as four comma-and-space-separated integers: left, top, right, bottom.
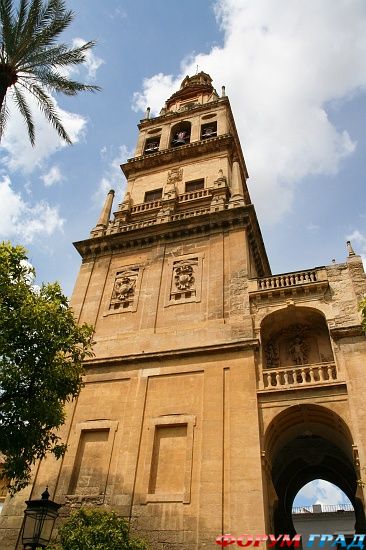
117, 219, 157, 232
171, 207, 211, 220
258, 270, 318, 290
261, 362, 339, 390
178, 189, 211, 202
130, 200, 162, 214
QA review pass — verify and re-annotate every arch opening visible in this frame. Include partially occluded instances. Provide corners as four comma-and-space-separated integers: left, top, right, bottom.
292, 479, 355, 542
170, 121, 191, 147
264, 405, 366, 541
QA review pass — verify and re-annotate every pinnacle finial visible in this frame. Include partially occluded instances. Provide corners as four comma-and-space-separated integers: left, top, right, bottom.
41, 487, 50, 500
95, 189, 115, 230
347, 240, 356, 257
221, 85, 226, 97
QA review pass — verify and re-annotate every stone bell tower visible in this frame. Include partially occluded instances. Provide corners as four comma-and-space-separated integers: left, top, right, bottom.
2, 72, 366, 550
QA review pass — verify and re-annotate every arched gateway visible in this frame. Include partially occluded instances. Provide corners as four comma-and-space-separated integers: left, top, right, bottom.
264, 404, 366, 537
1, 73, 366, 550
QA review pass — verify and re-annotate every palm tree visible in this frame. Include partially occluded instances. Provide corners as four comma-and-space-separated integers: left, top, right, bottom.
0, 0, 100, 145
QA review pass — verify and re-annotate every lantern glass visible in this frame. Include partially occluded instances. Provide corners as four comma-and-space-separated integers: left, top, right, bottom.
22, 495, 60, 549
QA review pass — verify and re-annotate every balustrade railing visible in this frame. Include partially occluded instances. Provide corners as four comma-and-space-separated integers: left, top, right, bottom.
292, 504, 353, 514
258, 270, 318, 290
171, 207, 211, 220
178, 189, 211, 202
118, 219, 157, 232
262, 362, 338, 390
130, 200, 162, 214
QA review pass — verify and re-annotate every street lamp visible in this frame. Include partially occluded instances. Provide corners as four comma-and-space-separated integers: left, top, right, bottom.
22, 487, 61, 549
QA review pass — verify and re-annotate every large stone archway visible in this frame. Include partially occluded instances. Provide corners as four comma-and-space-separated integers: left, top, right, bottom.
264, 404, 366, 539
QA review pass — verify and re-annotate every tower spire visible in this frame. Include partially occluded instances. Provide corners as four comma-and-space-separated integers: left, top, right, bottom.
91, 189, 115, 236
347, 240, 356, 257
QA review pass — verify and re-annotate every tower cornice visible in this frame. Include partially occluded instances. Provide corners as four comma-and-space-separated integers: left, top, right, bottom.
137, 97, 226, 129
74, 204, 271, 277
122, 133, 245, 177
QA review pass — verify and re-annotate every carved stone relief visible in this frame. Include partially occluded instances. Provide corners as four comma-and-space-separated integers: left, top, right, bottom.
167, 167, 183, 185
264, 342, 280, 369
264, 324, 311, 368
285, 324, 310, 365
174, 263, 195, 291
157, 168, 182, 221
171, 259, 197, 300
165, 169, 181, 198
166, 253, 204, 306
109, 267, 141, 312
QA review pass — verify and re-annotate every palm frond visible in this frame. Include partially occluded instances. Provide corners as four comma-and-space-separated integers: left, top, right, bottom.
28, 68, 100, 94
12, 83, 35, 145
31, 1, 73, 48
20, 41, 98, 72
7, 0, 41, 64
0, 0, 100, 145
20, 0, 42, 40
12, 0, 70, 64
0, 0, 15, 60
0, 94, 10, 140
21, 80, 71, 144
14, 0, 73, 65
13, 0, 30, 50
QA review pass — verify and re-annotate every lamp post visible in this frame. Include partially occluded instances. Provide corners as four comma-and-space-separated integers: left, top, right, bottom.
22, 488, 61, 549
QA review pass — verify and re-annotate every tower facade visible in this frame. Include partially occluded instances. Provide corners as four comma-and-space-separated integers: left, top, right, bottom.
1, 73, 366, 549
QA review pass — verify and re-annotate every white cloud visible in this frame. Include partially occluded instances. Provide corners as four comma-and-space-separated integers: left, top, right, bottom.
41, 165, 63, 187
132, 0, 366, 223
0, 176, 64, 243
71, 38, 104, 80
295, 479, 351, 507
93, 144, 132, 205
110, 6, 127, 20
133, 73, 177, 114
0, 92, 87, 173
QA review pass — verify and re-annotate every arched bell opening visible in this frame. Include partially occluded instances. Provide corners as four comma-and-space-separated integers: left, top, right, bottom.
170, 121, 191, 147
264, 404, 366, 544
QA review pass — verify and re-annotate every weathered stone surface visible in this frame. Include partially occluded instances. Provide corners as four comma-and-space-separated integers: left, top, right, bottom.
2, 73, 366, 550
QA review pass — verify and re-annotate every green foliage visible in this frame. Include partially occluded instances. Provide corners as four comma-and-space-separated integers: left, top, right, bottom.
0, 242, 93, 493
50, 508, 148, 550
0, 0, 100, 145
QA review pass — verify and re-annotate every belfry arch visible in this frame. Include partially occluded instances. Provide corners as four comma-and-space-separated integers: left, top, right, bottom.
263, 404, 366, 537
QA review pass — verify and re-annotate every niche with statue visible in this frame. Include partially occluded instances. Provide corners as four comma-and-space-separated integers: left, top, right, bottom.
261, 307, 334, 369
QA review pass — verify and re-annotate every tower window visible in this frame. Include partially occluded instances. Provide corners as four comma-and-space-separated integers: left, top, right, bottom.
170, 121, 191, 148
185, 179, 204, 192
144, 136, 160, 154
144, 188, 162, 202
201, 121, 217, 140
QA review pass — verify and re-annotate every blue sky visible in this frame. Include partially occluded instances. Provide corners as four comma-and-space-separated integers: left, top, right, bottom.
1, 0, 365, 508
293, 480, 351, 510
1, 0, 366, 295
